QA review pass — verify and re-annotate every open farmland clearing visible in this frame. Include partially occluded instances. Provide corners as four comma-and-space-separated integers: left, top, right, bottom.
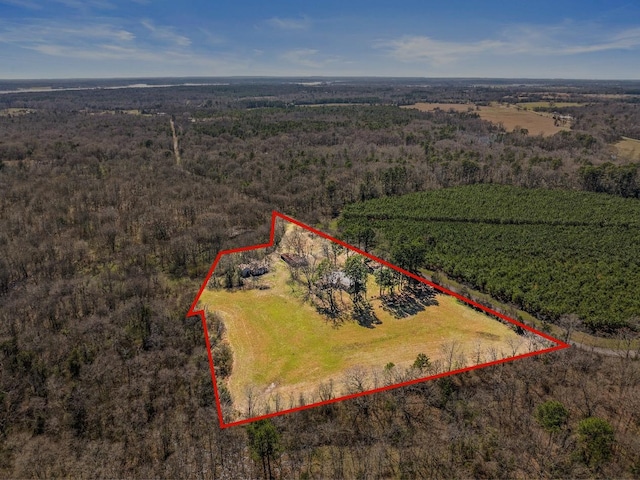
404, 102, 570, 135
196, 217, 556, 424
516, 101, 585, 110
615, 136, 640, 160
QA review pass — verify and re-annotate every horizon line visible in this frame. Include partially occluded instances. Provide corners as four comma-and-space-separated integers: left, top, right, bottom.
2, 75, 640, 82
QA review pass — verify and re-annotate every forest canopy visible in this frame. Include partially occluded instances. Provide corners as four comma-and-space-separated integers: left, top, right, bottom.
1, 79, 639, 478
340, 185, 640, 332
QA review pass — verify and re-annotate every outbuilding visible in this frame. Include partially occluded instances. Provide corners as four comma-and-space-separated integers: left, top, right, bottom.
280, 253, 308, 268
238, 261, 269, 278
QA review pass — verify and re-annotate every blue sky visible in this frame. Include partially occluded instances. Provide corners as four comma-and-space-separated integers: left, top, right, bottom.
1, 0, 639, 79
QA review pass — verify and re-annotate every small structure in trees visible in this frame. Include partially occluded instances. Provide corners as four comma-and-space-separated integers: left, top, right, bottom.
319, 270, 352, 291
280, 253, 308, 268
238, 260, 269, 278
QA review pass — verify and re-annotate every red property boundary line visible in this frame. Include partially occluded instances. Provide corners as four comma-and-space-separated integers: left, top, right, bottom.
187, 211, 570, 429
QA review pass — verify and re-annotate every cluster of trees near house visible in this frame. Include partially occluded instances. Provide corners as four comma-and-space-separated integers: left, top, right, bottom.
277, 223, 436, 328
277, 227, 374, 324
0, 79, 638, 478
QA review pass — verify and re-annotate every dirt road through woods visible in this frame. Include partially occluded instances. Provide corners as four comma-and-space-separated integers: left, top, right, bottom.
170, 117, 181, 166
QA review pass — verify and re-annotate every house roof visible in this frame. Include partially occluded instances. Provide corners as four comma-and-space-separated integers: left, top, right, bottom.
323, 270, 352, 289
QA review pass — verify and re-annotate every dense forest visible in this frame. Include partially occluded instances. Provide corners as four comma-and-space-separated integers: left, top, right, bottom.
339, 185, 640, 332
0, 79, 639, 478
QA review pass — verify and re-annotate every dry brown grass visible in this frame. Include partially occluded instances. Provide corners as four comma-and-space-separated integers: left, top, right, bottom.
84, 109, 148, 116
199, 222, 548, 422
404, 102, 570, 136
516, 102, 584, 110
478, 104, 568, 136
299, 103, 373, 107
615, 136, 640, 160
402, 103, 475, 113
583, 93, 640, 99
0, 108, 35, 116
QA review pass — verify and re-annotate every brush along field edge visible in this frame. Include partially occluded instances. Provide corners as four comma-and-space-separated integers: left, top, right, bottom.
187, 211, 570, 428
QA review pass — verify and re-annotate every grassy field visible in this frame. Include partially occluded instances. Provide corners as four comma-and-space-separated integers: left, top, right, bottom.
615, 136, 640, 160
404, 102, 569, 136
401, 103, 474, 113
198, 226, 548, 420
516, 101, 584, 110
87, 109, 149, 116
0, 108, 35, 116
300, 103, 374, 107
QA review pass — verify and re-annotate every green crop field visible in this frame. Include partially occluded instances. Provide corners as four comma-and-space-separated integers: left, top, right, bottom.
339, 185, 640, 332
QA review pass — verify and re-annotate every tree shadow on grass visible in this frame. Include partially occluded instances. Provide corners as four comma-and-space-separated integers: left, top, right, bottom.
313, 296, 383, 329
352, 301, 382, 329
381, 282, 439, 319
316, 305, 347, 328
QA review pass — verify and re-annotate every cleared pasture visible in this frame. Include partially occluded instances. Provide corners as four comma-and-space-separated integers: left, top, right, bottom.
401, 103, 475, 113
198, 227, 546, 421
516, 101, 584, 110
404, 102, 570, 136
615, 136, 640, 160
0, 108, 35, 116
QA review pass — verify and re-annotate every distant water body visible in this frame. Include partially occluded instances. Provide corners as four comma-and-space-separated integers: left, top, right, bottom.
0, 82, 229, 95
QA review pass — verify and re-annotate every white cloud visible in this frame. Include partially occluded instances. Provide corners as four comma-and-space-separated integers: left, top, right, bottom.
1, 0, 116, 8
2, 14, 637, 79
141, 19, 191, 47
281, 48, 322, 68
557, 28, 640, 54
501, 23, 640, 55
266, 16, 310, 31
53, 0, 115, 9
198, 27, 225, 46
0, 18, 205, 68
380, 24, 640, 65
31, 43, 161, 61
381, 36, 507, 65
0, 17, 254, 76
279, 48, 346, 71
0, 20, 135, 44
0, 0, 41, 8
22, 39, 253, 75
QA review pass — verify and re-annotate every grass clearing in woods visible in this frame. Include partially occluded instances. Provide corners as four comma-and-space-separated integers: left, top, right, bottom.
614, 136, 640, 160
404, 102, 570, 136
516, 101, 585, 110
198, 223, 544, 419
